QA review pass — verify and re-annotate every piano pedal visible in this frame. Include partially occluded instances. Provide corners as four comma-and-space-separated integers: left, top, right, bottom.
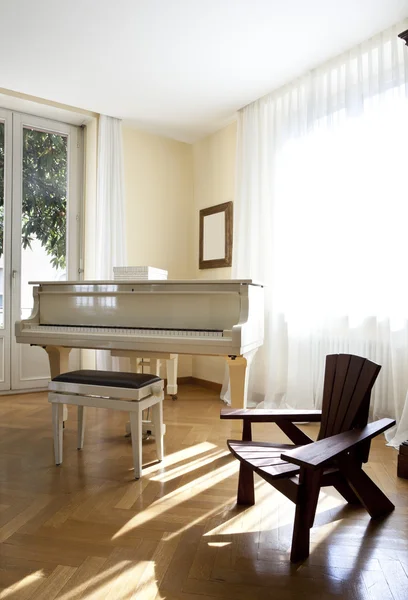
124, 431, 152, 440
124, 421, 166, 438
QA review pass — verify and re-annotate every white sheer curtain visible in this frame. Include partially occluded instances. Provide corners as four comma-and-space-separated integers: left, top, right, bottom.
234, 22, 408, 447
95, 115, 127, 369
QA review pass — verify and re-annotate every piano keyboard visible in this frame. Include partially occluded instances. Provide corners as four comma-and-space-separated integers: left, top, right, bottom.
25, 324, 227, 339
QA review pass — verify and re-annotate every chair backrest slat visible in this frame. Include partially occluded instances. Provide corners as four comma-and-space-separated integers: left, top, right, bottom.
328, 355, 364, 436
341, 360, 381, 431
318, 354, 337, 439
318, 354, 381, 440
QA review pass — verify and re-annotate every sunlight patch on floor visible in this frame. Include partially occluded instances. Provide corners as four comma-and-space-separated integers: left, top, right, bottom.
150, 447, 229, 483
207, 541, 232, 547
55, 561, 139, 600
0, 571, 45, 599
112, 458, 238, 541
155, 441, 217, 468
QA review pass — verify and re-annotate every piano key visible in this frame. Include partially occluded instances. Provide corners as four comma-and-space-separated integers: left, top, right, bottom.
24, 324, 226, 339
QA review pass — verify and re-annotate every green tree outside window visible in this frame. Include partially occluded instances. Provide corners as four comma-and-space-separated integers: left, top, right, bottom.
0, 127, 67, 270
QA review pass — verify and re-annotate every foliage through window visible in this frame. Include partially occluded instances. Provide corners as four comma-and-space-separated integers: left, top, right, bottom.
0, 127, 67, 270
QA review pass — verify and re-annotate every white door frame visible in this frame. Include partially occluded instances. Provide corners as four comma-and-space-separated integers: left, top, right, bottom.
0, 108, 13, 391
11, 112, 82, 390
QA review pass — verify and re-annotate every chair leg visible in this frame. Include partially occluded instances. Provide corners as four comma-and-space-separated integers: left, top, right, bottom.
77, 406, 86, 450
291, 469, 321, 563
52, 403, 64, 465
151, 400, 164, 462
339, 459, 395, 518
333, 474, 361, 505
129, 409, 143, 479
237, 462, 255, 505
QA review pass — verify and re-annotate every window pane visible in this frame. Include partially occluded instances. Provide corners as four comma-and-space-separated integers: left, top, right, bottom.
21, 128, 67, 319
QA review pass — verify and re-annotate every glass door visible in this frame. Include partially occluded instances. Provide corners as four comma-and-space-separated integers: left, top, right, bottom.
0, 109, 12, 391
11, 113, 82, 390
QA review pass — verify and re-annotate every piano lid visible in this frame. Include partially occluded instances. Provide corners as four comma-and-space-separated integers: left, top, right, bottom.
29, 279, 264, 286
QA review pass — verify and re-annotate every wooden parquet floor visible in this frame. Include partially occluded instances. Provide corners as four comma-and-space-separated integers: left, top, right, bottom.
0, 384, 407, 600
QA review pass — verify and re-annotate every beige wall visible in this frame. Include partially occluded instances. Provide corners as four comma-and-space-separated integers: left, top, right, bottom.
191, 121, 237, 383
192, 121, 236, 280
122, 126, 194, 377
123, 126, 194, 278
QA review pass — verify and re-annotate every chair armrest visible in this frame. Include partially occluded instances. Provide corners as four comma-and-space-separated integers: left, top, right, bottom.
220, 408, 322, 423
281, 418, 395, 470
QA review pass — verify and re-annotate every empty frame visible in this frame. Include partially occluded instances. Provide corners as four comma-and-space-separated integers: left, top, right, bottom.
199, 202, 233, 269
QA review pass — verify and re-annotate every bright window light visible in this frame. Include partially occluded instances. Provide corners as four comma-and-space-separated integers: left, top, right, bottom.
274, 89, 408, 331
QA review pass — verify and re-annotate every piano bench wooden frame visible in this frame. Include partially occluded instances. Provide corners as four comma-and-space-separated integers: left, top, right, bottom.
48, 380, 165, 479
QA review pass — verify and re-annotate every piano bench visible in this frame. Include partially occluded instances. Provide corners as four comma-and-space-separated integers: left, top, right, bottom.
48, 370, 165, 479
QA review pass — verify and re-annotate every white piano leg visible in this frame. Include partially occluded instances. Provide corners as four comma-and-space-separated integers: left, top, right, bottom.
166, 354, 178, 400
226, 355, 249, 409
45, 345, 71, 378
45, 346, 72, 421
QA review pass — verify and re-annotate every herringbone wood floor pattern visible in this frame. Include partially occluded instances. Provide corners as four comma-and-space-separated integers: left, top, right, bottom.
0, 384, 407, 600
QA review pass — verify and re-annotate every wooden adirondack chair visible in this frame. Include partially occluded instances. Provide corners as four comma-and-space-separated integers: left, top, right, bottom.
221, 354, 396, 562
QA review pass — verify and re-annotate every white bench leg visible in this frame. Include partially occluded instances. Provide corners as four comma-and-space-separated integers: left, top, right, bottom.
77, 406, 86, 450
151, 400, 164, 461
129, 409, 143, 479
52, 403, 64, 465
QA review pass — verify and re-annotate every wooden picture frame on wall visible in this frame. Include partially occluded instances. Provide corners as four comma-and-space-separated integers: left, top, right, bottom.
199, 201, 233, 269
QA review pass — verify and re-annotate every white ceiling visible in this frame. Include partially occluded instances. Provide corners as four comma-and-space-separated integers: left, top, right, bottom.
1, 0, 407, 142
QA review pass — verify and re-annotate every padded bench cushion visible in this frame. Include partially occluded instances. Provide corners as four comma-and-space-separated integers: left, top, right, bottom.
52, 370, 162, 389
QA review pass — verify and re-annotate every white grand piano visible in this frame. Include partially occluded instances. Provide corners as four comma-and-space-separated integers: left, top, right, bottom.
15, 279, 264, 408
